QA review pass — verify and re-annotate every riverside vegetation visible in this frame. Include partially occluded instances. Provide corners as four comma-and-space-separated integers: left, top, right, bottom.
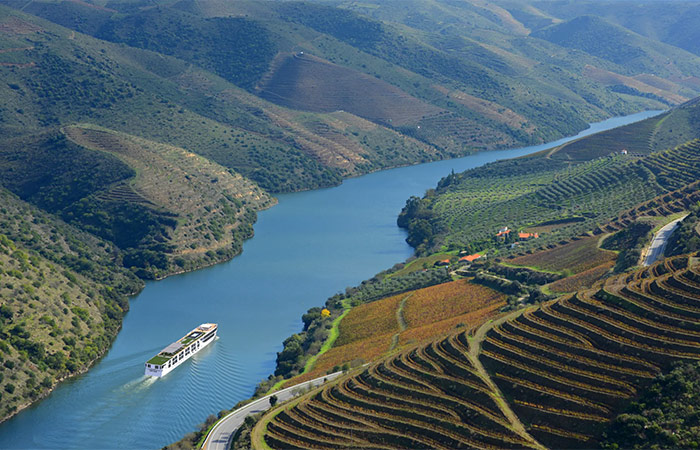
3, 0, 700, 434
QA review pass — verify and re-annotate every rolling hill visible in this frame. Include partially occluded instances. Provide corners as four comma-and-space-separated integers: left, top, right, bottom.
0, 188, 142, 422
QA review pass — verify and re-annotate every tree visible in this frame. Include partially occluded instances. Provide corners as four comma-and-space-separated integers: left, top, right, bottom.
269, 395, 278, 407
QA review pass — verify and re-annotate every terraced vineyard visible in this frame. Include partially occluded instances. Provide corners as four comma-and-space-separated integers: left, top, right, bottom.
404, 153, 663, 253
483, 255, 700, 447
594, 178, 700, 236
289, 280, 505, 386
641, 138, 700, 191
257, 255, 700, 449
262, 330, 540, 449
509, 236, 616, 274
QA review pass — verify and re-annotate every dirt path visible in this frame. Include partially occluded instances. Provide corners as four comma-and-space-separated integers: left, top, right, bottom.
466, 307, 546, 450
390, 294, 411, 350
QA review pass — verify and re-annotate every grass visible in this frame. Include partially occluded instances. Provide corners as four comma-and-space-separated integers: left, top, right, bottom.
547, 261, 615, 293
291, 307, 351, 382
650, 211, 689, 234
499, 261, 564, 276
388, 252, 455, 278
146, 355, 170, 365
269, 301, 352, 393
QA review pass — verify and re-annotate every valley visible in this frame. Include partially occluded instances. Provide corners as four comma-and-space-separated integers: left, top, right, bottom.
2, 0, 700, 448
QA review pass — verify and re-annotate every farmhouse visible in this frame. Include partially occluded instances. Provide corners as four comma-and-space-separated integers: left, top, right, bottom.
496, 226, 511, 238
459, 253, 482, 263
518, 232, 539, 240
434, 259, 451, 267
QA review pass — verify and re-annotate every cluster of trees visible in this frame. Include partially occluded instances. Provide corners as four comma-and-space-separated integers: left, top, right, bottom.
488, 263, 562, 285
95, 10, 277, 91
254, 306, 333, 395
602, 361, 700, 449
27, 50, 135, 125
397, 194, 441, 252
343, 267, 451, 306
602, 220, 654, 272
276, 2, 384, 51
665, 204, 700, 257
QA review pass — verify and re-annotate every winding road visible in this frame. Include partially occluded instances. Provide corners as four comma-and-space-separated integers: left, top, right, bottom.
201, 371, 343, 450
642, 215, 687, 266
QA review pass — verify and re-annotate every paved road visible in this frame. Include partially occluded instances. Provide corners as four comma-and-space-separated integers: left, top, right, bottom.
643, 216, 687, 266
202, 371, 343, 450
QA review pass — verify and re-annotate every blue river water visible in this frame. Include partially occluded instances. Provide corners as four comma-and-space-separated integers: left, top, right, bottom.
0, 110, 661, 449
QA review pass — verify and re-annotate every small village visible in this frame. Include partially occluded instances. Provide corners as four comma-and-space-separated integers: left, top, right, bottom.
433, 225, 540, 269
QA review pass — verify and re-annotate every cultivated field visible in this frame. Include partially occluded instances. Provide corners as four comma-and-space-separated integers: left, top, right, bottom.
509, 236, 616, 274
258, 53, 442, 127
289, 280, 505, 385
258, 255, 700, 449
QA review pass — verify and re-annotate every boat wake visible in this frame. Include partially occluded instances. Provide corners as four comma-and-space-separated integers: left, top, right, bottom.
119, 375, 158, 393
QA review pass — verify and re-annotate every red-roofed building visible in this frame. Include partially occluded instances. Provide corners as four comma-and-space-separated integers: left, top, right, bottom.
496, 227, 511, 238
518, 232, 539, 240
434, 259, 451, 267
459, 253, 482, 263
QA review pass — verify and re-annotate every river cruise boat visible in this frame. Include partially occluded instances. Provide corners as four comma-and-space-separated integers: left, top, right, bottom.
145, 323, 217, 377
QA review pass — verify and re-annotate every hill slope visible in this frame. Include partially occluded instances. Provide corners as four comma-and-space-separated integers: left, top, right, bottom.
0, 189, 141, 421
255, 255, 700, 449
397, 99, 700, 255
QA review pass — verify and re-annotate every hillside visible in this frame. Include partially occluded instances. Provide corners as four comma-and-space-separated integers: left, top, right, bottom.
533, 0, 700, 59
254, 255, 700, 449
532, 15, 697, 80
7, 0, 700, 155
258, 53, 443, 127
0, 189, 141, 421
288, 279, 506, 387
62, 125, 274, 278
397, 99, 700, 256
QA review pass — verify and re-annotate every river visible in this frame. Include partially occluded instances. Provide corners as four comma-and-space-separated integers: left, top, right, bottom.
0, 110, 661, 449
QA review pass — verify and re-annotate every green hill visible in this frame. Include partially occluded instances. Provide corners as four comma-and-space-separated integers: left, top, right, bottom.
532, 15, 694, 77
397, 99, 700, 256
0, 188, 141, 421
532, 0, 700, 60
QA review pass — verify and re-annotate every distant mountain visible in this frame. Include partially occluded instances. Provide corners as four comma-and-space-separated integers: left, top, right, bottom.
533, 0, 700, 58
